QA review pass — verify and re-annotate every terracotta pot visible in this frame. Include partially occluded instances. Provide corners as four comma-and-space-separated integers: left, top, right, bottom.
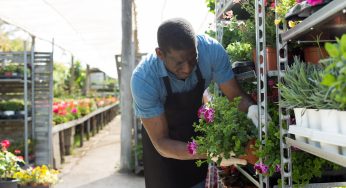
252, 47, 277, 71
303, 46, 328, 64
240, 139, 258, 165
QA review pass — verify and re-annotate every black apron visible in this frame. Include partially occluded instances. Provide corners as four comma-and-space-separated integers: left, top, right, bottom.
142, 65, 208, 188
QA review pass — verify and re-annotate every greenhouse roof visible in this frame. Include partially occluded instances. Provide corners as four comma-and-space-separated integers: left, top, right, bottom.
0, 0, 213, 78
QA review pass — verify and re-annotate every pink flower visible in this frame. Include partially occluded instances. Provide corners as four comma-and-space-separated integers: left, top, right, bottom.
53, 105, 59, 114
71, 108, 78, 114
254, 162, 269, 174
307, 0, 323, 6
1, 139, 10, 149
223, 10, 233, 19
17, 156, 24, 161
204, 108, 215, 123
296, 0, 302, 3
270, 2, 275, 9
187, 140, 198, 155
275, 164, 281, 172
198, 105, 207, 118
14, 149, 21, 154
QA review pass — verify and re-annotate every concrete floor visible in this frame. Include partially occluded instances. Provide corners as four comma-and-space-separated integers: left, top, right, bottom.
55, 115, 145, 188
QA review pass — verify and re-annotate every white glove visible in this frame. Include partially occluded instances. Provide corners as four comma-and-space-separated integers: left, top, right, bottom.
247, 105, 271, 128
211, 153, 247, 166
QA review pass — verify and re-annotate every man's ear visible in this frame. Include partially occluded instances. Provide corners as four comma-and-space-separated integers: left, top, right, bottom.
155, 48, 165, 60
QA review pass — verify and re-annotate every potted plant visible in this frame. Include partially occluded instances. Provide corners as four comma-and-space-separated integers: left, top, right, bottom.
0, 139, 22, 188
191, 96, 258, 167
240, 0, 278, 71
14, 165, 59, 188
2, 100, 19, 118
320, 34, 346, 155
2, 64, 17, 78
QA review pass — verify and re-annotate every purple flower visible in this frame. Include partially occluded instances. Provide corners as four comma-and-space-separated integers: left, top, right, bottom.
275, 164, 281, 172
198, 105, 207, 118
254, 162, 269, 174
268, 79, 275, 87
197, 105, 215, 123
187, 140, 198, 155
204, 108, 215, 123
307, 0, 323, 6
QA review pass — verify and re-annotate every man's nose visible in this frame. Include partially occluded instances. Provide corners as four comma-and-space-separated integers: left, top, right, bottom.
181, 62, 193, 74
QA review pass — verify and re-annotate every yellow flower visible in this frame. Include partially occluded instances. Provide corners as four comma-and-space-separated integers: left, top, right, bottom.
274, 19, 281, 25
288, 21, 296, 28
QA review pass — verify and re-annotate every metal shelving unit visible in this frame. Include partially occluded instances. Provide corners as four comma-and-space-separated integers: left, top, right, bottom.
281, 0, 346, 42
0, 47, 32, 163
215, 0, 269, 187
277, 0, 346, 187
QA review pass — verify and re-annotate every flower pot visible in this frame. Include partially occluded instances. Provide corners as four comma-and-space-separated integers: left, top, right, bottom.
338, 111, 346, 156
252, 47, 277, 71
3, 110, 15, 117
293, 108, 309, 143
306, 109, 321, 148
4, 72, 13, 77
320, 109, 339, 154
0, 179, 18, 188
303, 46, 328, 64
240, 139, 258, 165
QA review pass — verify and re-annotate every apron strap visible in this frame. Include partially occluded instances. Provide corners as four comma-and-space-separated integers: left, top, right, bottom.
163, 76, 173, 96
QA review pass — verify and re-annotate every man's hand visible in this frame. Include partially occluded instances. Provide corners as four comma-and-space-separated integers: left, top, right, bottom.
211, 154, 247, 166
247, 105, 271, 128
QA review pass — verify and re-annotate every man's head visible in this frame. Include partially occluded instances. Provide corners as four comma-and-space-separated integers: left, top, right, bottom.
155, 18, 198, 79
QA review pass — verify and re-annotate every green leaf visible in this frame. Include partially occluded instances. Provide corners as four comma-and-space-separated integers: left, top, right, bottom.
325, 43, 339, 58
321, 74, 336, 86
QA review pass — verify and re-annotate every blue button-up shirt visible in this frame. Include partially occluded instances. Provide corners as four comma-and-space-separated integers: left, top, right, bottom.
131, 35, 234, 118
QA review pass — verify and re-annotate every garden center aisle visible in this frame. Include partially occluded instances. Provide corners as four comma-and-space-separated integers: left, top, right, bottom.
55, 115, 145, 188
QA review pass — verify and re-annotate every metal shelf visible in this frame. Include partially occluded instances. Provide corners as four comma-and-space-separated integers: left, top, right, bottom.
216, 0, 235, 20
0, 79, 32, 83
281, 0, 346, 42
286, 137, 346, 167
0, 117, 32, 122
235, 165, 260, 187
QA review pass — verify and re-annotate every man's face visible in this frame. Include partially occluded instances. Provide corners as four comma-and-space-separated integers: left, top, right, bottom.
156, 47, 198, 80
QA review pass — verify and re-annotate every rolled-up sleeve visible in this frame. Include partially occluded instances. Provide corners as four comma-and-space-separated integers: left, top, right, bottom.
131, 73, 164, 119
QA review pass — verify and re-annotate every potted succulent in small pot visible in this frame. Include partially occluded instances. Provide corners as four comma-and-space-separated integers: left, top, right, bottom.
0, 139, 23, 188
191, 96, 258, 167
14, 165, 59, 188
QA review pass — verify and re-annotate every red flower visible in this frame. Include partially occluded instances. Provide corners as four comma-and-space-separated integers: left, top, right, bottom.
14, 149, 21, 154
1, 139, 10, 149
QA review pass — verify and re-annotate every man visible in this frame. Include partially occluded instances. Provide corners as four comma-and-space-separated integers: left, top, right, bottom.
131, 18, 259, 188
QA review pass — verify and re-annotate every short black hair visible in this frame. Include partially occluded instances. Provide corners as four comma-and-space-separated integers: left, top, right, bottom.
157, 18, 196, 53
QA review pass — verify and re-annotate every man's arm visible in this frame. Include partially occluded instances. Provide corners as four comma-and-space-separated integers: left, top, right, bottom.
141, 114, 206, 160
219, 79, 255, 112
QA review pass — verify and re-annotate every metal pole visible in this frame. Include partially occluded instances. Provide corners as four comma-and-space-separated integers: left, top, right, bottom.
31, 36, 35, 139
255, 0, 269, 187
275, 0, 292, 186
24, 41, 29, 163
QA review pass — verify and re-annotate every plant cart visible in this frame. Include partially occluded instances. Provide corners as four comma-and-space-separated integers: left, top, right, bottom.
276, 0, 346, 187
215, 0, 271, 187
